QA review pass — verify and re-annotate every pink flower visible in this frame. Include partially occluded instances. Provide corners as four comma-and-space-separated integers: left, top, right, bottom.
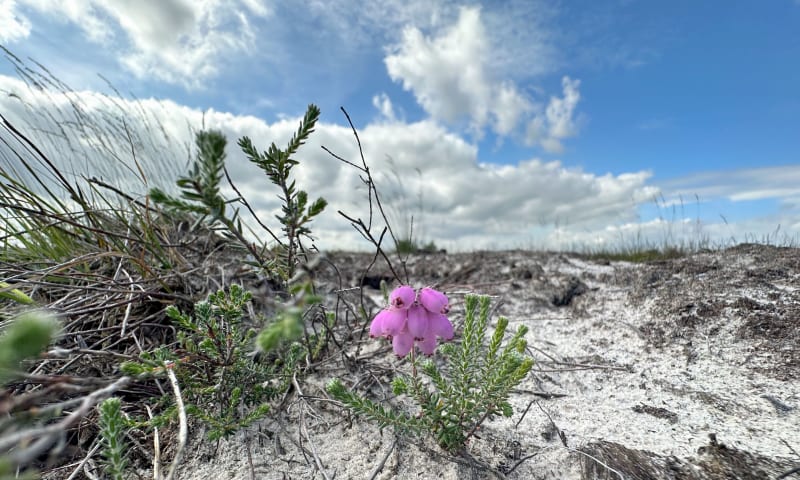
390, 285, 415, 310
369, 285, 455, 357
419, 287, 449, 314
426, 312, 454, 341
369, 308, 407, 338
417, 334, 438, 356
392, 331, 414, 357
407, 305, 428, 339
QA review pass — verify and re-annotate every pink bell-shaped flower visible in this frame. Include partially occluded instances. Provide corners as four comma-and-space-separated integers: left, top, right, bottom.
419, 287, 449, 314
390, 285, 415, 310
370, 285, 454, 357
392, 331, 414, 357
426, 311, 454, 341
417, 334, 438, 356
369, 308, 407, 337
406, 305, 428, 339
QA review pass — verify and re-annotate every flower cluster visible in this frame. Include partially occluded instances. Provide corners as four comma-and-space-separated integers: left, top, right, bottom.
369, 285, 454, 357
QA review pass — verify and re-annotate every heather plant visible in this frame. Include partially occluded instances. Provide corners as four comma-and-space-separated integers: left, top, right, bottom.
122, 284, 305, 441
150, 104, 326, 283
238, 105, 328, 280
327, 290, 534, 453
97, 397, 128, 480
0, 54, 333, 477
142, 106, 329, 442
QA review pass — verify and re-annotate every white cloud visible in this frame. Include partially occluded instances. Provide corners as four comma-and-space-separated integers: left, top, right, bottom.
372, 93, 396, 122
662, 166, 800, 208
11, 0, 270, 88
384, 7, 492, 132
0, 0, 31, 42
545, 77, 581, 139
525, 76, 582, 153
492, 82, 530, 136
0, 73, 665, 251
298, 0, 560, 78
729, 189, 800, 202
384, 7, 581, 150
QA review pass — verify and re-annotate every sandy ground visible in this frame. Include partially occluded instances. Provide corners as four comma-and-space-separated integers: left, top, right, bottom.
174, 246, 799, 479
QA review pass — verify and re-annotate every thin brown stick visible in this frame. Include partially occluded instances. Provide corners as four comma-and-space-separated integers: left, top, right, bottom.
504, 449, 542, 476
536, 401, 567, 448
515, 400, 535, 429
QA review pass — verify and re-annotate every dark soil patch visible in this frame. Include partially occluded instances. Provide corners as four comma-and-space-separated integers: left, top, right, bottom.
580, 435, 796, 480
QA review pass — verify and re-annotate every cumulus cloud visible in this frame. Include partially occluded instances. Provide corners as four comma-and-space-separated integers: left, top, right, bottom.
0, 73, 662, 251
525, 76, 582, 153
384, 7, 581, 149
0, 0, 31, 42
384, 7, 492, 131
8, 0, 270, 87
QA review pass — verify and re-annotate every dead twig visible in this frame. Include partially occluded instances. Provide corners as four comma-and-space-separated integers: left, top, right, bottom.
515, 400, 534, 429
147, 405, 161, 480
778, 440, 800, 480
777, 466, 800, 479
512, 388, 568, 400
573, 447, 626, 480
293, 374, 332, 479
536, 401, 567, 447
504, 449, 543, 476
299, 404, 332, 480
163, 363, 187, 480
533, 362, 629, 373
65, 441, 101, 480
368, 436, 397, 480
0, 376, 131, 468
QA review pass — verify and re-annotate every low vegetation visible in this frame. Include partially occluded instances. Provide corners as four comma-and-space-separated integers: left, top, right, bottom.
0, 53, 537, 479
1, 53, 794, 480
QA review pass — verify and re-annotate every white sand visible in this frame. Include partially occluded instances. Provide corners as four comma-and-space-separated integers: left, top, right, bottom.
174, 251, 798, 479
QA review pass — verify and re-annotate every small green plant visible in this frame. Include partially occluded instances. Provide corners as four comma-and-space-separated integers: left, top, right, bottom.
257, 280, 321, 352
0, 281, 34, 305
149, 130, 275, 273
123, 285, 303, 441
238, 104, 327, 280
0, 313, 57, 384
395, 239, 440, 255
150, 104, 327, 282
97, 397, 128, 480
327, 293, 534, 453
0, 313, 57, 479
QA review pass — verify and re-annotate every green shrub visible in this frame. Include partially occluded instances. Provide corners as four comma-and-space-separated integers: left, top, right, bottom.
327, 294, 533, 452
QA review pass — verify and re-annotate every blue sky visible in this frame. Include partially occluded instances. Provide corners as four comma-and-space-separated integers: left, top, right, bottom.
1, 0, 799, 250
